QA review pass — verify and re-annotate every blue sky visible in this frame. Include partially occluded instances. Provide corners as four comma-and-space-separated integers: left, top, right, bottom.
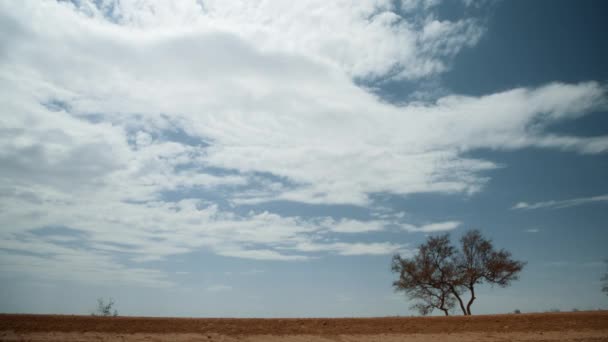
0, 0, 607, 317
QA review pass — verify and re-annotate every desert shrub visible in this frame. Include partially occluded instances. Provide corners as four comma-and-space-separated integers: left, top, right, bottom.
514, 309, 521, 314
92, 297, 118, 317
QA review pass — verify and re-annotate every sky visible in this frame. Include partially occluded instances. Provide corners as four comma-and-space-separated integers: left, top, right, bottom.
0, 0, 607, 317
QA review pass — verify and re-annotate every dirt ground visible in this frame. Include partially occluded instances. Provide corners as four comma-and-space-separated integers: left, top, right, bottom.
1, 311, 607, 341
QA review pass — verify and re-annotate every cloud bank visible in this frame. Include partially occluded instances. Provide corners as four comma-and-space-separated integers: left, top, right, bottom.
0, 0, 606, 286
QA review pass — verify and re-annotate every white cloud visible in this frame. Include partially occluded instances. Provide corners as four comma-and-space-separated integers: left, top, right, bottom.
292, 241, 405, 256
402, 220, 461, 232
323, 218, 387, 233
513, 194, 608, 210
524, 228, 540, 233
0, 0, 606, 286
0, 248, 172, 288
545, 261, 606, 268
3, 1, 606, 206
215, 247, 310, 261
60, 0, 483, 81
224, 269, 265, 276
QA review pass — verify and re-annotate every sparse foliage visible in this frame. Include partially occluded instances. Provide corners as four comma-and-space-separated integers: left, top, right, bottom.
456, 230, 526, 315
392, 229, 525, 316
92, 297, 118, 317
391, 235, 461, 316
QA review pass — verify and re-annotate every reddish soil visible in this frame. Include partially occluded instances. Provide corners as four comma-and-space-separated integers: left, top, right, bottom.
1, 311, 607, 341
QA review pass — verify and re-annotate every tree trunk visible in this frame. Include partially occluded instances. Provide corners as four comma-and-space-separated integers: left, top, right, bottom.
466, 285, 476, 315
439, 294, 450, 316
450, 286, 468, 316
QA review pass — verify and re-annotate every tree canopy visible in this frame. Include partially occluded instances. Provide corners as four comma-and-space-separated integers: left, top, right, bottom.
392, 229, 525, 316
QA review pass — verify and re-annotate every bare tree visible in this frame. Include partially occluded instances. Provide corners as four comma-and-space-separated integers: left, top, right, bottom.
456, 230, 526, 315
392, 234, 462, 316
391, 230, 525, 316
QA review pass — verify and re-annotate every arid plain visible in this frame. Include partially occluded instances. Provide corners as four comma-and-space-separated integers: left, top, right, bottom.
1, 311, 608, 341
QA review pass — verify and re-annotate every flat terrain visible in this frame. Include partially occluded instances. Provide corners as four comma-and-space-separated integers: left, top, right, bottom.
1, 311, 607, 341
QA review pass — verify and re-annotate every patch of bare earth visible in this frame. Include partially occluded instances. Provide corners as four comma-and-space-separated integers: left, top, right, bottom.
1, 311, 607, 341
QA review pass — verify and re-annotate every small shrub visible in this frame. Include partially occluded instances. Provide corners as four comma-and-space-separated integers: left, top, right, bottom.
513, 309, 521, 314
92, 297, 118, 317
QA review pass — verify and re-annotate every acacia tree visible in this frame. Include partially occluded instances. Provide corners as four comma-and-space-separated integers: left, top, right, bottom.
392, 229, 525, 316
391, 234, 463, 316
456, 230, 526, 315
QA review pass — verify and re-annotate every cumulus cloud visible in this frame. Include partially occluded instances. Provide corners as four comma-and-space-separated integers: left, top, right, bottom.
0, 0, 606, 286
512, 194, 608, 210
61, 0, 484, 81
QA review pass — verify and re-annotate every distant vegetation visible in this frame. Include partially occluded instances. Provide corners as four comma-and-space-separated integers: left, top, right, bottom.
92, 297, 118, 317
392, 229, 525, 316
602, 260, 608, 296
